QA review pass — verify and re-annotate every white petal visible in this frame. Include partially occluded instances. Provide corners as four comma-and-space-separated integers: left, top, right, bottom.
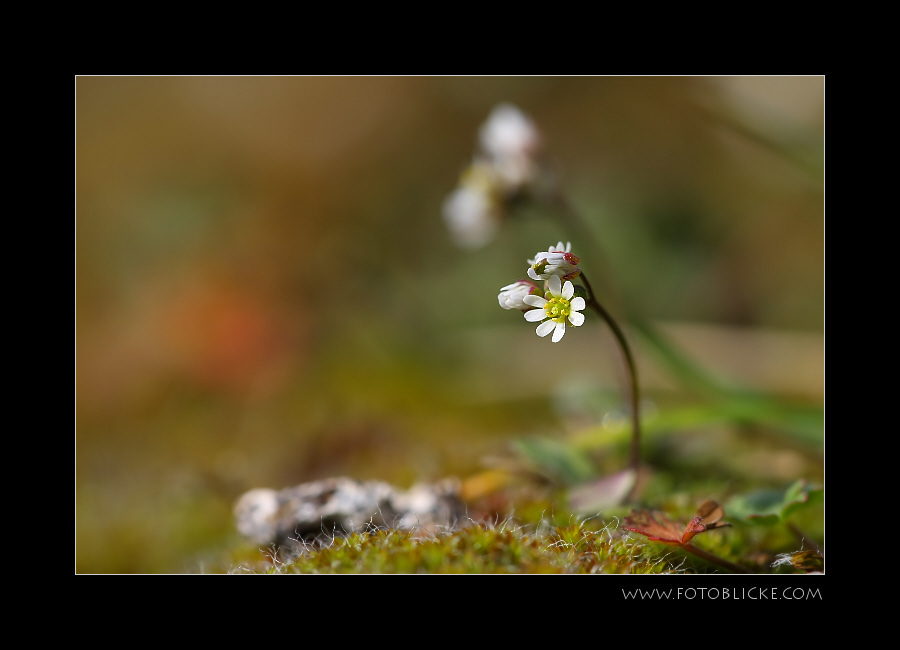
524, 309, 546, 322
568, 311, 585, 327
548, 274, 561, 296
551, 321, 566, 342
536, 320, 556, 337
500, 282, 520, 291
527, 268, 540, 281
523, 295, 547, 308
562, 281, 574, 300
570, 296, 585, 311
556, 242, 565, 251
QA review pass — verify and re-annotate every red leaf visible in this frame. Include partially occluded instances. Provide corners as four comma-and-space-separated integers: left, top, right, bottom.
623, 500, 731, 547
621, 509, 686, 546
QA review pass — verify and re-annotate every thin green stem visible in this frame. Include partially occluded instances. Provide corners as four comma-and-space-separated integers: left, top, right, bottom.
542, 191, 642, 502
578, 271, 641, 501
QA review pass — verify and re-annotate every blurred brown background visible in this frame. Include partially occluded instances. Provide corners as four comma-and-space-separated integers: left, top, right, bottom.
75, 76, 824, 573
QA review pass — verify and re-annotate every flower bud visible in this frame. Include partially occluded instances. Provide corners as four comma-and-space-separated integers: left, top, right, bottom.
498, 279, 542, 311
527, 242, 581, 281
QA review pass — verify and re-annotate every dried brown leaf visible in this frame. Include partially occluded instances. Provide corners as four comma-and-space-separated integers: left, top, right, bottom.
790, 550, 824, 573
696, 499, 724, 525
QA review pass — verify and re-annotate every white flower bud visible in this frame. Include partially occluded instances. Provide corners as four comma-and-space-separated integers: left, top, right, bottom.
527, 241, 581, 281
498, 279, 542, 311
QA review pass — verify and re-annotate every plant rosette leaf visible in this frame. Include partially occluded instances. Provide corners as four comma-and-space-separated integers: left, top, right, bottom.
622, 500, 731, 546
622, 501, 749, 573
725, 479, 823, 526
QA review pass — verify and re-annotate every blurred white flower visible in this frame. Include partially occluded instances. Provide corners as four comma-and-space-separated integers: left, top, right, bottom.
443, 104, 546, 249
479, 104, 540, 158
442, 162, 502, 249
498, 279, 542, 311
479, 103, 542, 191
527, 241, 581, 282
522, 275, 586, 342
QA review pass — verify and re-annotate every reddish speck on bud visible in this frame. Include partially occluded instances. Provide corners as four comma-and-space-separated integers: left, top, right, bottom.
563, 252, 580, 265
522, 280, 541, 295
562, 269, 582, 281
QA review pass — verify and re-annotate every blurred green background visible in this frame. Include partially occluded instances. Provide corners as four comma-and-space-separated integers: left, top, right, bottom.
75, 76, 824, 573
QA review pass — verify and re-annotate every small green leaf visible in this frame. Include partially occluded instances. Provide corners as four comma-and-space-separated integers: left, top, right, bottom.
512, 436, 596, 486
782, 487, 823, 520
725, 480, 823, 526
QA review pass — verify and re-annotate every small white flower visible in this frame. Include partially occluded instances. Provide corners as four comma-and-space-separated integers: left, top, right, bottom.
443, 105, 546, 249
522, 274, 586, 342
442, 162, 503, 249
478, 103, 541, 191
479, 104, 541, 163
527, 241, 581, 282
498, 279, 541, 311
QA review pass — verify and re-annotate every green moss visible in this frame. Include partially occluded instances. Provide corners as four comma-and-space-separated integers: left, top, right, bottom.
221, 484, 824, 575
231, 516, 681, 575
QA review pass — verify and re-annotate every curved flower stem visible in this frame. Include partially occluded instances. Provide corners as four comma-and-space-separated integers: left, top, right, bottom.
683, 543, 750, 573
541, 190, 643, 501
578, 271, 642, 502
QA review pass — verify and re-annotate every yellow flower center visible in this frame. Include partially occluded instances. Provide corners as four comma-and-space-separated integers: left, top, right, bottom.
544, 296, 571, 323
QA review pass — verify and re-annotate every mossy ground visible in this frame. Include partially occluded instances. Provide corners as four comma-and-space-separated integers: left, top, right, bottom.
232, 522, 668, 575
223, 488, 821, 575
